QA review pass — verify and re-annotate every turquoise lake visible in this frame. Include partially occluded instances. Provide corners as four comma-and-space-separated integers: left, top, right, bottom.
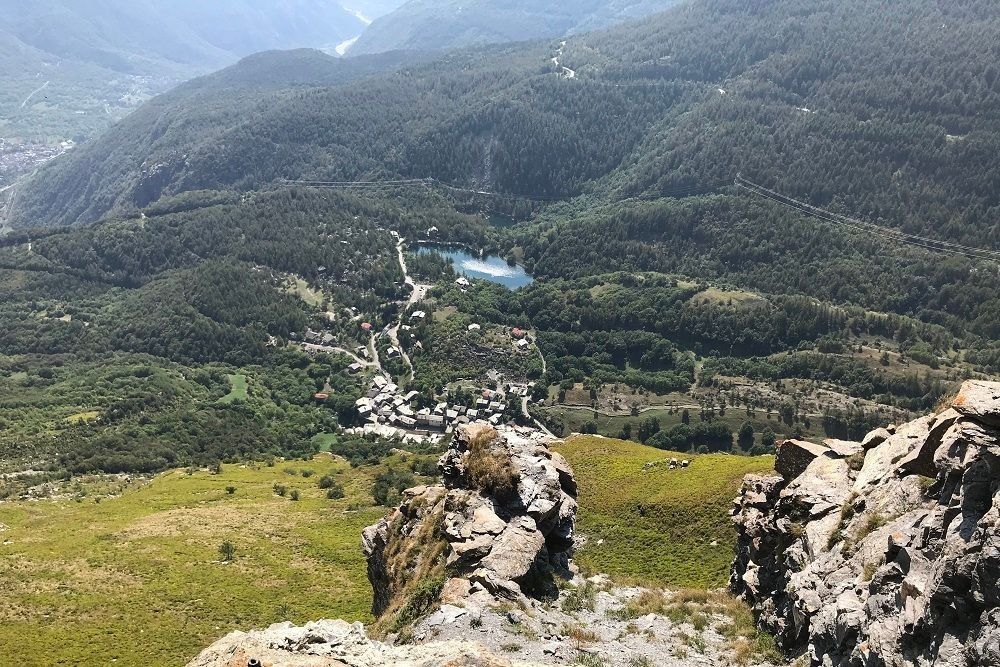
416, 247, 534, 289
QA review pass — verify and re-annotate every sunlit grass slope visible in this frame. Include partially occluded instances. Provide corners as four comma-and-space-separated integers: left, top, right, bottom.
555, 436, 775, 589
0, 457, 384, 667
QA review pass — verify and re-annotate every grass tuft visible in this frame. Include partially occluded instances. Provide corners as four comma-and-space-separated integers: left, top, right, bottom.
466, 428, 519, 496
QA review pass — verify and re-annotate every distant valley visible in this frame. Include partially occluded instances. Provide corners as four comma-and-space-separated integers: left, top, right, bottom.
0, 0, 406, 184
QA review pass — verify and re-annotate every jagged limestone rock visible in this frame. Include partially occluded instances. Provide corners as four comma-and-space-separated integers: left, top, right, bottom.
731, 380, 1000, 667
775, 439, 831, 480
362, 424, 577, 619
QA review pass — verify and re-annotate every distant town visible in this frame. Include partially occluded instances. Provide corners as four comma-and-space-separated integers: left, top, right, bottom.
0, 138, 73, 186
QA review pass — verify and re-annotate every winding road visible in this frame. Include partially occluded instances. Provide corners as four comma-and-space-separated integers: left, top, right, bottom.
21, 81, 50, 108
386, 234, 431, 385
551, 41, 576, 79
522, 395, 556, 438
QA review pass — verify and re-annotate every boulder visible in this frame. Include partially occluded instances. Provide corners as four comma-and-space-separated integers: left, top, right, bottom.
823, 439, 863, 458
951, 379, 1000, 427
861, 427, 891, 451
895, 408, 961, 478
775, 439, 830, 480
852, 416, 932, 492
479, 516, 545, 583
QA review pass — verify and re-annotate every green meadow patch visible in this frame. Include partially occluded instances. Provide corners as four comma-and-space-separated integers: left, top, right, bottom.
312, 432, 339, 452
219, 373, 249, 403
0, 456, 384, 666
555, 436, 774, 588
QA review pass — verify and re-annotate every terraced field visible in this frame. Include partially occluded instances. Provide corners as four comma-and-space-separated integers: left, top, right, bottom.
555, 436, 774, 588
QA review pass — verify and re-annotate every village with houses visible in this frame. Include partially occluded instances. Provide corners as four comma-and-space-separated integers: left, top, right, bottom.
0, 138, 74, 185
350, 373, 535, 442
292, 245, 548, 444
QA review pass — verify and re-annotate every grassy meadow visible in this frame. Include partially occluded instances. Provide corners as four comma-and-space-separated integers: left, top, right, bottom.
0, 432, 776, 665
0, 457, 384, 666
218, 373, 249, 404
555, 436, 774, 589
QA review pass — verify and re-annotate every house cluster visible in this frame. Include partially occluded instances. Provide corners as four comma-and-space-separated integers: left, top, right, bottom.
346, 344, 372, 374
302, 327, 336, 346
0, 139, 73, 182
511, 327, 532, 352
295, 327, 345, 358
354, 375, 513, 436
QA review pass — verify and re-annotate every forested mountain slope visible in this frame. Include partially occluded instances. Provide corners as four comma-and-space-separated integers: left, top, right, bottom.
348, 0, 683, 55
5, 0, 999, 368
1, 0, 998, 492
11, 0, 1000, 252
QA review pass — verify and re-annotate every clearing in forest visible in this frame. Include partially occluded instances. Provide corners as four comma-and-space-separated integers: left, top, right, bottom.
219, 373, 249, 403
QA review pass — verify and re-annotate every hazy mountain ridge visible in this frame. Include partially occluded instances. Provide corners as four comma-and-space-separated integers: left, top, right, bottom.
348, 0, 684, 55
10, 0, 1000, 253
0, 0, 366, 75
0, 0, 404, 140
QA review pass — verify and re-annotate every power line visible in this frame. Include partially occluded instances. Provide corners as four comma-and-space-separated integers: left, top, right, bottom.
735, 175, 1000, 263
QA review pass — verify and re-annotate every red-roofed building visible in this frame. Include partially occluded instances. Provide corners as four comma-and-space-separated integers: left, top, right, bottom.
361, 322, 373, 332
511, 327, 525, 339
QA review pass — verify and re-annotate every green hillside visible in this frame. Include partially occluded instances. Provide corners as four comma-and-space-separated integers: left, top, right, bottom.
0, 458, 386, 666
0, 433, 771, 665
556, 435, 775, 588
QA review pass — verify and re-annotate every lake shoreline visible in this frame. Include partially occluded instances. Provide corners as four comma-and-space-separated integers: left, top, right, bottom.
415, 243, 533, 290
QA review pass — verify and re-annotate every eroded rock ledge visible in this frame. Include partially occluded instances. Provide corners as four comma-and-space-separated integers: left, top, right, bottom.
188, 425, 583, 667
731, 380, 1000, 667
362, 423, 578, 619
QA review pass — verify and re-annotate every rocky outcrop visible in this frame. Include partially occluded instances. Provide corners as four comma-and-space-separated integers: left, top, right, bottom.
188, 579, 771, 667
731, 380, 1000, 667
187, 619, 547, 666
362, 424, 577, 619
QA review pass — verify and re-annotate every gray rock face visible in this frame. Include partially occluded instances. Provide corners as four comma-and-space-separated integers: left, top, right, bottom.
775, 439, 832, 480
731, 380, 1000, 667
186, 619, 549, 666
363, 424, 577, 615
